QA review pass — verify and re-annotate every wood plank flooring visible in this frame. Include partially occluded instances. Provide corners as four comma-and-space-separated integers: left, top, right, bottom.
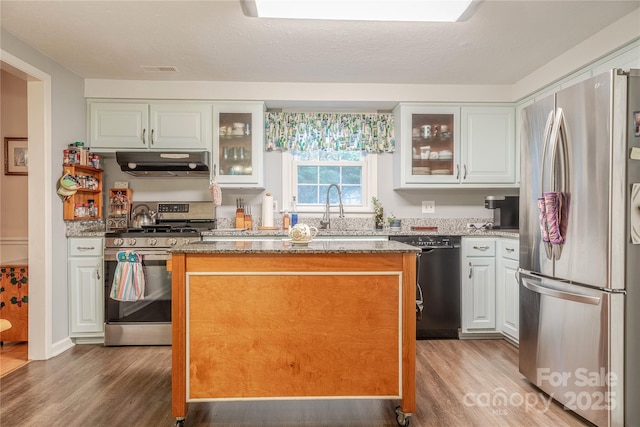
0, 341, 29, 377
0, 340, 590, 426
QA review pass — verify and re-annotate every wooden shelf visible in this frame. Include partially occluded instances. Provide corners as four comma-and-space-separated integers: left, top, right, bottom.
62, 165, 103, 221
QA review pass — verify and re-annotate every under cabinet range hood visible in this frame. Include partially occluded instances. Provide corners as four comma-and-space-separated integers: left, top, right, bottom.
116, 151, 210, 177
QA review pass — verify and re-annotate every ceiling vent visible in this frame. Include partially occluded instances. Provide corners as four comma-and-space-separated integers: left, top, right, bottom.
140, 66, 179, 73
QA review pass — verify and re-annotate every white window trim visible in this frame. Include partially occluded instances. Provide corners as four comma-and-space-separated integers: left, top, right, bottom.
281, 151, 378, 215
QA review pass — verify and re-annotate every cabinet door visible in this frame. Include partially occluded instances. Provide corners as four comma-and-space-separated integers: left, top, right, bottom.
497, 257, 519, 341
213, 102, 265, 188
149, 103, 212, 150
461, 106, 515, 184
89, 102, 149, 149
462, 257, 496, 332
68, 257, 104, 334
393, 104, 461, 188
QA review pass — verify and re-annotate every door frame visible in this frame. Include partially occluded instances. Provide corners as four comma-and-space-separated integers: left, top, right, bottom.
2, 49, 53, 360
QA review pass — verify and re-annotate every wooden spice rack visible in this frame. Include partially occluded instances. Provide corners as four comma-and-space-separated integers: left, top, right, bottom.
62, 164, 103, 221
107, 188, 132, 231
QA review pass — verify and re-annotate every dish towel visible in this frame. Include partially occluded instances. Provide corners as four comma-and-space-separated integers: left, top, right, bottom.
110, 251, 145, 302
544, 191, 566, 245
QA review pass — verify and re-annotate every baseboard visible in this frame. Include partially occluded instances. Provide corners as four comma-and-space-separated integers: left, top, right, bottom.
72, 336, 105, 345
458, 331, 504, 340
50, 337, 75, 357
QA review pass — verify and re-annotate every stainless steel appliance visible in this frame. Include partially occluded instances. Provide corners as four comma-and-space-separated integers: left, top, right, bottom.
519, 69, 640, 426
104, 201, 215, 346
115, 151, 211, 177
484, 195, 519, 229
389, 235, 461, 339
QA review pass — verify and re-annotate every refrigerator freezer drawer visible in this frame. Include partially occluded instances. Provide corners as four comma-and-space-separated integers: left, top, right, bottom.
519, 272, 624, 427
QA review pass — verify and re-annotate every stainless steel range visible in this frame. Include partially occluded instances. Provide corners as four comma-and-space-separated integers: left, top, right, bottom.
104, 202, 215, 346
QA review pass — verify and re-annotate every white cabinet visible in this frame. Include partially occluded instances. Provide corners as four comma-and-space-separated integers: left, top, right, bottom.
89, 101, 212, 151
461, 238, 496, 333
393, 103, 516, 188
496, 238, 519, 343
461, 106, 515, 184
68, 237, 104, 341
213, 101, 265, 188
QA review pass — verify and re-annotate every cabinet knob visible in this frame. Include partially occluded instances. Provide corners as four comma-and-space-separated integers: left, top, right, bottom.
473, 245, 490, 251
506, 248, 515, 253
468, 261, 473, 279
142, 128, 146, 145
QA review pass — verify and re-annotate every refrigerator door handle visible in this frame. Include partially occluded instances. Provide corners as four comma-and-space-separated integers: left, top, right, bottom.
521, 277, 600, 305
549, 108, 571, 194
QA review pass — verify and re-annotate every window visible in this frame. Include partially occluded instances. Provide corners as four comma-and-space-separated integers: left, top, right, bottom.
282, 150, 377, 214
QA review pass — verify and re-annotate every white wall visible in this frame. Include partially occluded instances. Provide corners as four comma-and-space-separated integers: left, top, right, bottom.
0, 69, 28, 263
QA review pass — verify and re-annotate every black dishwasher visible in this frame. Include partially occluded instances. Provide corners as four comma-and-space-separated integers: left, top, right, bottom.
390, 235, 461, 339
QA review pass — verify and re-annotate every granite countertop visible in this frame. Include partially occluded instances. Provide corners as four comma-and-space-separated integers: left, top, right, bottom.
168, 239, 421, 254
201, 228, 519, 238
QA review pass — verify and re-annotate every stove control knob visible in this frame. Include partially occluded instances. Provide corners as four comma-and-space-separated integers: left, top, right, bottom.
128, 238, 137, 246
113, 238, 124, 247
168, 238, 178, 246
182, 238, 192, 245
147, 238, 157, 246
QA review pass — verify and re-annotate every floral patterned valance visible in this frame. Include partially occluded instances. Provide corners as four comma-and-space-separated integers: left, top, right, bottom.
265, 112, 395, 153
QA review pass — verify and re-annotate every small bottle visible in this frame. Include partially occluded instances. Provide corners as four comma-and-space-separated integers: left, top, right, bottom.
63, 149, 70, 165
282, 210, 290, 230
291, 196, 298, 226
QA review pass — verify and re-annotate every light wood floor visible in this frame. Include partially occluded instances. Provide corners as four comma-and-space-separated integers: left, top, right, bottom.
0, 341, 29, 378
0, 340, 590, 427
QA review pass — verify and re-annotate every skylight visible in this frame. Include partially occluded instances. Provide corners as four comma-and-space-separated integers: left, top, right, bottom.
243, 0, 476, 22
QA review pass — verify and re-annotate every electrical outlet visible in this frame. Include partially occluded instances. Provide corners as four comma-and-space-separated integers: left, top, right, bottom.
273, 200, 278, 212
422, 200, 435, 214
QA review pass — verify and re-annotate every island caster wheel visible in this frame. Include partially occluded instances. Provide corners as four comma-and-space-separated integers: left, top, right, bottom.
395, 406, 411, 427
175, 418, 185, 427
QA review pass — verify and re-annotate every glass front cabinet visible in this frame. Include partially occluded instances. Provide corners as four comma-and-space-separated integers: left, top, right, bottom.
394, 104, 461, 187
393, 103, 515, 188
213, 102, 265, 188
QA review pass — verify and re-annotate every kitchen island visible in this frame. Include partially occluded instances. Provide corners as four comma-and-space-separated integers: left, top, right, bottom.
169, 240, 420, 426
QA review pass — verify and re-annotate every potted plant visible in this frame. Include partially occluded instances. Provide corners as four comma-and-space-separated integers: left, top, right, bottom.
387, 213, 401, 230
372, 196, 384, 230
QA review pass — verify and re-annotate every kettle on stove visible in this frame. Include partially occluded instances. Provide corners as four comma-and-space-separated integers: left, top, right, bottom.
130, 204, 157, 228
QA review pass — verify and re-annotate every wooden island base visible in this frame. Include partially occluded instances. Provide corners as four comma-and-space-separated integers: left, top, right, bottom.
171, 247, 417, 426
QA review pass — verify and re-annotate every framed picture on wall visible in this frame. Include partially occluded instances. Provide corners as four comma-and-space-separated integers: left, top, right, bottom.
4, 137, 28, 176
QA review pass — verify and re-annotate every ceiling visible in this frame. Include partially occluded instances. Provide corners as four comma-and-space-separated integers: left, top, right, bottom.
1, 0, 638, 87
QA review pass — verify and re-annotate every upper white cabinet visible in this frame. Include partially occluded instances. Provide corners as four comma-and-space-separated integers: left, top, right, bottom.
89, 101, 212, 151
213, 101, 265, 188
460, 106, 515, 184
393, 104, 461, 187
393, 103, 516, 188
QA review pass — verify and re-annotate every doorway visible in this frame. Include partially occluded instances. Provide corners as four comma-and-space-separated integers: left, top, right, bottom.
1, 49, 52, 360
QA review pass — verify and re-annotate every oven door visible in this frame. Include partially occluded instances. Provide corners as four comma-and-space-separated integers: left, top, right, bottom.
104, 249, 172, 346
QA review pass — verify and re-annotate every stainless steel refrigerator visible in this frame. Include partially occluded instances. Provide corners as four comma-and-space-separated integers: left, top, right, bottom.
519, 69, 640, 427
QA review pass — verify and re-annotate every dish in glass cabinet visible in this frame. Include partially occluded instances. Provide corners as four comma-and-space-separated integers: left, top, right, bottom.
432, 169, 451, 175
412, 167, 431, 175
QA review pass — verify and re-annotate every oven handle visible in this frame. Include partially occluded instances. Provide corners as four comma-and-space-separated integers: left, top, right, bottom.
104, 251, 170, 262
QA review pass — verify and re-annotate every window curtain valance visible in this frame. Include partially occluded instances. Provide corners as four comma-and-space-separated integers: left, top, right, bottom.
264, 112, 395, 153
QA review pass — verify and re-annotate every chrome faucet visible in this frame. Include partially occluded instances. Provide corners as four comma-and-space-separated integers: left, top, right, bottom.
319, 183, 345, 229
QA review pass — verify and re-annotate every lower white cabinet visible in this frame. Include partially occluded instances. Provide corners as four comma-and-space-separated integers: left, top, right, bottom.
461, 238, 496, 332
461, 236, 520, 342
496, 238, 520, 343
68, 237, 104, 340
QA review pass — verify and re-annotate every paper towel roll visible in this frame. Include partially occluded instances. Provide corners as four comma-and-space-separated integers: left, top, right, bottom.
262, 193, 274, 227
